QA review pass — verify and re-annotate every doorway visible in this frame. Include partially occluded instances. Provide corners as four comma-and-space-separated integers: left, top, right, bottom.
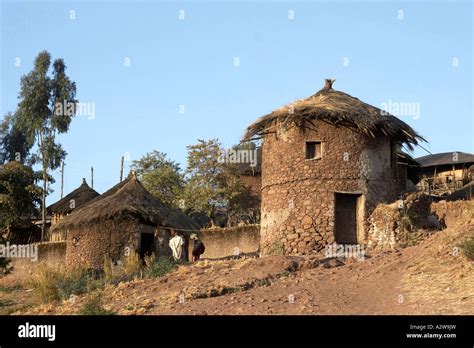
139, 233, 155, 258
334, 193, 362, 244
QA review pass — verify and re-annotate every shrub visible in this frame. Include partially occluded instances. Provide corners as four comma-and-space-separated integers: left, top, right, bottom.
144, 255, 177, 278
30, 264, 98, 303
78, 293, 115, 315
122, 251, 142, 278
56, 268, 97, 301
102, 251, 144, 285
461, 235, 474, 261
29, 264, 63, 302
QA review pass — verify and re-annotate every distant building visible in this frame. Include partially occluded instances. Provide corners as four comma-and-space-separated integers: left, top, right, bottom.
415, 152, 474, 197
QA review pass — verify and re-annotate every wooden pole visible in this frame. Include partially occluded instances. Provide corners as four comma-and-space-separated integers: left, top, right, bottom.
60, 161, 65, 199
120, 156, 124, 182
452, 164, 456, 188
91, 166, 94, 189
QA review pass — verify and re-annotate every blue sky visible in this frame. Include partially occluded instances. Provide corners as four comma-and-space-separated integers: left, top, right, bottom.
1, 0, 472, 204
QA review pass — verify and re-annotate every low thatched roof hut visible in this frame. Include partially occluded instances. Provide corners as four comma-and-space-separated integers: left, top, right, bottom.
47, 178, 99, 217
52, 173, 198, 269
46, 178, 99, 241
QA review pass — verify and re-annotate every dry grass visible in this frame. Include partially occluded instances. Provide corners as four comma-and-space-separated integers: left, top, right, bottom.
460, 234, 474, 261
28, 264, 98, 303
400, 220, 474, 314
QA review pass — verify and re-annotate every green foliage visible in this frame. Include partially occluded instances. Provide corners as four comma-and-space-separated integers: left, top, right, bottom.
0, 112, 32, 164
460, 235, 474, 261
182, 139, 254, 226
0, 162, 41, 243
78, 293, 115, 315
144, 255, 178, 278
56, 268, 99, 301
0, 239, 12, 276
131, 150, 184, 207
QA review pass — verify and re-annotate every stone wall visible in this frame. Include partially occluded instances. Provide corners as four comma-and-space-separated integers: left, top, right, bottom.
431, 200, 474, 226
65, 220, 143, 269
260, 121, 398, 255
368, 196, 474, 250
193, 225, 260, 259
10, 241, 66, 274
64, 220, 188, 269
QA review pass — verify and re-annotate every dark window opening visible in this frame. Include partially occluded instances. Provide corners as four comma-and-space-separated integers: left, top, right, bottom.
306, 142, 322, 159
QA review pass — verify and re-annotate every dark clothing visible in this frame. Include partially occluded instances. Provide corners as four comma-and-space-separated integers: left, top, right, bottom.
192, 239, 205, 262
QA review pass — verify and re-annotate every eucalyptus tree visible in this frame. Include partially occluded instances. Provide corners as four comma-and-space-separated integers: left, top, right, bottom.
16, 51, 77, 240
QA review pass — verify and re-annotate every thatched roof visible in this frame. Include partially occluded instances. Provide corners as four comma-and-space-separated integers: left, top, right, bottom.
243, 79, 425, 150
397, 151, 419, 166
50, 173, 198, 232
415, 152, 474, 168
47, 178, 99, 215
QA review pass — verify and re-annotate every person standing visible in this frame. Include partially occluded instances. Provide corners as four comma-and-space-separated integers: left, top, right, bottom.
169, 231, 185, 261
190, 233, 205, 262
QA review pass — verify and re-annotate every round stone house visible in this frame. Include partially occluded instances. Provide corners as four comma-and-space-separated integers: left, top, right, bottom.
243, 80, 424, 255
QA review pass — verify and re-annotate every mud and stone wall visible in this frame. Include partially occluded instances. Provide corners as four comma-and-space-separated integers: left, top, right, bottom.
260, 121, 398, 255
431, 200, 474, 226
368, 196, 474, 250
65, 220, 143, 269
194, 225, 260, 259
64, 220, 189, 269
9, 241, 66, 275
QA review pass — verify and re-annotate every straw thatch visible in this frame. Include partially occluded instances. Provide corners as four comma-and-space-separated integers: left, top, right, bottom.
243, 80, 425, 150
47, 178, 99, 215
50, 173, 198, 232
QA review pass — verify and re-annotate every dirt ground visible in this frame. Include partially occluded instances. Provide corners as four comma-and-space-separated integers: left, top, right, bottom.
1, 208, 473, 315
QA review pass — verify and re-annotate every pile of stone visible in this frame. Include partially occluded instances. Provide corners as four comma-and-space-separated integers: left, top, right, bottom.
367, 192, 441, 250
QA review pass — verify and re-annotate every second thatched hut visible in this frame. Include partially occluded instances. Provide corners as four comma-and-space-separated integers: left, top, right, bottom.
49, 173, 198, 269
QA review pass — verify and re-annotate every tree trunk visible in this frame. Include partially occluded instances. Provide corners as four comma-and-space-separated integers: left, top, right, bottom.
41, 169, 47, 241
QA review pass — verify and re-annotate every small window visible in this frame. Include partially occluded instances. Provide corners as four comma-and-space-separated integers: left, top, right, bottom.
306, 141, 322, 160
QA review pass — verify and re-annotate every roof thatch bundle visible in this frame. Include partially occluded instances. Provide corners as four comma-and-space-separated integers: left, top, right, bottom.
50, 173, 198, 232
243, 79, 425, 150
47, 178, 99, 215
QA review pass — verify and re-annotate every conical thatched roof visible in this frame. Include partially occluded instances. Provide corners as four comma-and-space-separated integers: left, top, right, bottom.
243, 79, 425, 150
47, 178, 99, 215
50, 173, 198, 231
